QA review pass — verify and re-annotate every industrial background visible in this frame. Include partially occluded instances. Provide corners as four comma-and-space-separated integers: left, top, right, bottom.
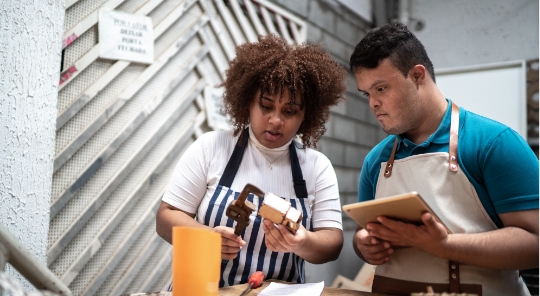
1, 0, 538, 295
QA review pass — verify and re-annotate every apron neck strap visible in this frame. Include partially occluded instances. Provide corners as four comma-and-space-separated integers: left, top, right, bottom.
384, 101, 460, 178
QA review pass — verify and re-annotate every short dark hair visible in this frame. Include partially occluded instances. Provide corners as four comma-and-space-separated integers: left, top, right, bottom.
221, 34, 347, 148
349, 22, 436, 82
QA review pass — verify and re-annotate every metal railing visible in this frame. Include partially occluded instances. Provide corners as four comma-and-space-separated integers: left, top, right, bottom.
0, 223, 72, 296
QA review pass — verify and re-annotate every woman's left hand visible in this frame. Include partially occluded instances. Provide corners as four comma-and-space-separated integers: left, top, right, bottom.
262, 219, 307, 253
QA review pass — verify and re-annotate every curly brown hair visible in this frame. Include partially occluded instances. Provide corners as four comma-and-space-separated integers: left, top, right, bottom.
220, 34, 347, 148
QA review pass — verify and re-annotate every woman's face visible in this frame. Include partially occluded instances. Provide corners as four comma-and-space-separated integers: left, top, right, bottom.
249, 88, 305, 149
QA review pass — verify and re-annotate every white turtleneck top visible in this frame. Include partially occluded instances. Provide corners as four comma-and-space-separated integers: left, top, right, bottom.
162, 127, 342, 230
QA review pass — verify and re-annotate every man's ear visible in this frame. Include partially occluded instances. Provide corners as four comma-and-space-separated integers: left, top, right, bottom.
410, 65, 426, 85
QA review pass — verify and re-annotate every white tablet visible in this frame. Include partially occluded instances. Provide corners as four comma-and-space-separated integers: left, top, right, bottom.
342, 192, 451, 234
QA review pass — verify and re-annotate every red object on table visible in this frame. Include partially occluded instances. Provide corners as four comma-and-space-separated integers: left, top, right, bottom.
239, 271, 264, 296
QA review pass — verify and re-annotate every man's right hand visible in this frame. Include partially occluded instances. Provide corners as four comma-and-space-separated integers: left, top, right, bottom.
213, 226, 246, 260
354, 227, 393, 265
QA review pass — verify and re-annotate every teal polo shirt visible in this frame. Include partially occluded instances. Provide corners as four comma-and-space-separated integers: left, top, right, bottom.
358, 99, 539, 228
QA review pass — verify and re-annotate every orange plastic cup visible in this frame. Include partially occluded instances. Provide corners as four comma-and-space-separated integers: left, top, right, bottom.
172, 226, 221, 296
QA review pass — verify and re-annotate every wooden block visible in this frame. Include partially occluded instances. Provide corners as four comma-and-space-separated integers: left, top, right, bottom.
259, 193, 302, 234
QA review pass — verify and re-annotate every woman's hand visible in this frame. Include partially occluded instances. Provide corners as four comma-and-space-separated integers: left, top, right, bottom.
262, 219, 307, 253
213, 226, 246, 260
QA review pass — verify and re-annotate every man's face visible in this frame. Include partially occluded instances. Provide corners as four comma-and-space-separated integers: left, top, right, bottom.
354, 58, 424, 136
249, 88, 305, 149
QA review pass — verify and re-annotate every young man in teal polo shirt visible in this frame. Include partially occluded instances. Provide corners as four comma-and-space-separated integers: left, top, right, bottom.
349, 22, 538, 295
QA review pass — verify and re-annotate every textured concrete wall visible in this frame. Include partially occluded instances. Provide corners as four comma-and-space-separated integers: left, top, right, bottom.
270, 0, 380, 285
410, 0, 539, 69
0, 0, 64, 289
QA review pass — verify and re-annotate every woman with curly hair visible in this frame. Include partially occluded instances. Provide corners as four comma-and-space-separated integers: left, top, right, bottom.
156, 34, 347, 287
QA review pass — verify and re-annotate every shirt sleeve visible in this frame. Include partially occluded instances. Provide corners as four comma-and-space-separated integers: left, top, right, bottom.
358, 150, 378, 202
162, 133, 210, 213
482, 128, 539, 214
311, 154, 343, 230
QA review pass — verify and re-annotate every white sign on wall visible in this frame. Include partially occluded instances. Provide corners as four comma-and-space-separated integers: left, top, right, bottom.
98, 9, 154, 64
436, 60, 527, 140
204, 86, 232, 130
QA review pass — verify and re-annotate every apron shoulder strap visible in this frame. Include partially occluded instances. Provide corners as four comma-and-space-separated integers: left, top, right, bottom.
449, 102, 459, 172
384, 137, 399, 178
219, 128, 249, 187
289, 142, 308, 199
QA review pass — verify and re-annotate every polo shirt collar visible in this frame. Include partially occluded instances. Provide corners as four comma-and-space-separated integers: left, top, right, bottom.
395, 99, 452, 150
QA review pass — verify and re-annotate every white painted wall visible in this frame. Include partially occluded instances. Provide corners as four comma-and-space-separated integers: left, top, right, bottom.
336, 0, 372, 22
410, 0, 538, 69
0, 0, 64, 290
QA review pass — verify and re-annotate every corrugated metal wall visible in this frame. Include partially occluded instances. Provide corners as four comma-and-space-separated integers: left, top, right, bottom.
49, 0, 305, 295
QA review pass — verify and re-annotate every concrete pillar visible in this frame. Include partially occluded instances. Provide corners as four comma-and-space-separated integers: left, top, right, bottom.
0, 0, 64, 290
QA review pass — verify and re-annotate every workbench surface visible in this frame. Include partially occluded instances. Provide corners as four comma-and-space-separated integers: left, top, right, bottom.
122, 280, 389, 296
122, 280, 390, 296
124, 281, 390, 296
219, 280, 390, 295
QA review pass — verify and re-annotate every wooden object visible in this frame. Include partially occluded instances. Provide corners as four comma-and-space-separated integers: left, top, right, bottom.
331, 263, 376, 292
258, 192, 302, 234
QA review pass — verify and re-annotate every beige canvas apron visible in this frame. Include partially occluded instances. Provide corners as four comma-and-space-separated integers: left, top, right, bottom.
371, 103, 530, 296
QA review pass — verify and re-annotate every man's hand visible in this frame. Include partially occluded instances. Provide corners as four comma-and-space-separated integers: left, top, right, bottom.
354, 227, 393, 265
213, 226, 246, 260
262, 219, 307, 253
367, 212, 448, 254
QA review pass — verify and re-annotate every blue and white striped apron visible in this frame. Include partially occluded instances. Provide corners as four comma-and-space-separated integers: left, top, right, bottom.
199, 128, 312, 287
